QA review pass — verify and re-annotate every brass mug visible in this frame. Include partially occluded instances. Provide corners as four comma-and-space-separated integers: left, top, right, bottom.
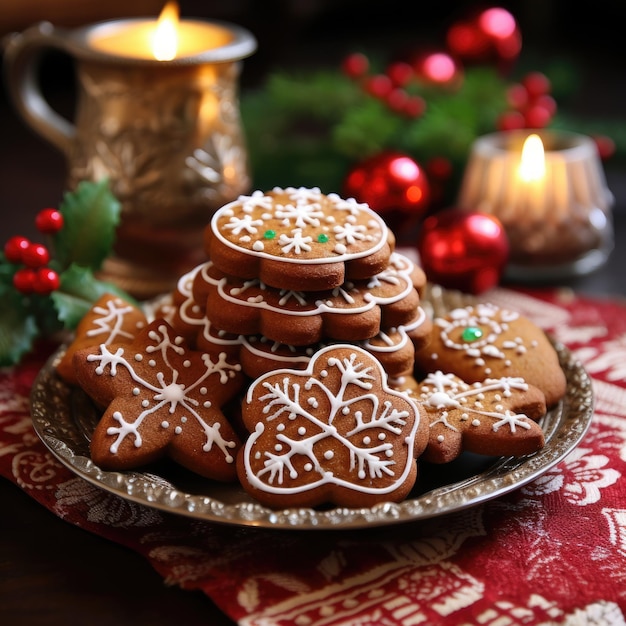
4, 18, 256, 298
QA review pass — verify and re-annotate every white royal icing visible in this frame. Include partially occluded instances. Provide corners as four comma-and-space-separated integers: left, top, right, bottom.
210, 251, 417, 319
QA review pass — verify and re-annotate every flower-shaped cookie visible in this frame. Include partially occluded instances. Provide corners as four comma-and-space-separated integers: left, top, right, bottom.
74, 320, 245, 481
202, 252, 422, 345
415, 370, 547, 463
205, 187, 395, 291
57, 293, 147, 385
413, 303, 567, 407
237, 344, 428, 508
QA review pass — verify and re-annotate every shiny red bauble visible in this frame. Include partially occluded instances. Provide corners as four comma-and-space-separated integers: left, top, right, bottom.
343, 151, 431, 232
417, 209, 509, 294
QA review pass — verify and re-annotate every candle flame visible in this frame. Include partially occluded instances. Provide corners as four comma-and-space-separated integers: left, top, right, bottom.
152, 2, 179, 61
519, 134, 546, 183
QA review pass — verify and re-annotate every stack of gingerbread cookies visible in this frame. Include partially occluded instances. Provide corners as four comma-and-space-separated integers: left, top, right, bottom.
166, 186, 432, 382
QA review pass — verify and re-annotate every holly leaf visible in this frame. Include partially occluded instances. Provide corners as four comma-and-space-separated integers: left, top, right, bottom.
0, 288, 39, 366
53, 179, 121, 271
51, 263, 137, 329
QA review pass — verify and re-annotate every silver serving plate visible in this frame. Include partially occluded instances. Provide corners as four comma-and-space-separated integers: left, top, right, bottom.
30, 287, 594, 529
30, 344, 592, 530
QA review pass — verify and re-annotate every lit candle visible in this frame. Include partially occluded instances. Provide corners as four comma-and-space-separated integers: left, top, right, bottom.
518, 133, 545, 215
457, 129, 614, 278
89, 2, 234, 60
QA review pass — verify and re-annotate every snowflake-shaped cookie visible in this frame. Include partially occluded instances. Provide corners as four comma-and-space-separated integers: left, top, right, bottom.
74, 320, 245, 481
237, 344, 428, 508
415, 370, 547, 463
205, 187, 394, 291
413, 303, 567, 407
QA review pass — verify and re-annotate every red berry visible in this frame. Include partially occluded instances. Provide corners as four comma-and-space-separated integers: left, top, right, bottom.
341, 53, 369, 78
506, 84, 529, 110
385, 88, 409, 112
35, 208, 64, 234
386, 61, 413, 87
533, 94, 557, 116
497, 110, 526, 131
403, 95, 426, 118
364, 74, 393, 98
4, 236, 31, 263
524, 104, 552, 128
593, 134, 616, 160
13, 267, 36, 293
33, 267, 61, 294
22, 242, 50, 268
522, 72, 551, 98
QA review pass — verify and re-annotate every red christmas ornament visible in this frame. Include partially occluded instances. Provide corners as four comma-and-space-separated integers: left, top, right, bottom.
343, 151, 431, 232
417, 209, 509, 294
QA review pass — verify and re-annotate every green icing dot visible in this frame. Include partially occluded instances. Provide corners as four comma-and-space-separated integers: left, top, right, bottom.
317, 233, 329, 243
263, 230, 276, 240
462, 326, 483, 342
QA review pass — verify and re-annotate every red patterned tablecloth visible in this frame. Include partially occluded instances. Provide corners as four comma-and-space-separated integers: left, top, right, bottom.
1, 287, 625, 626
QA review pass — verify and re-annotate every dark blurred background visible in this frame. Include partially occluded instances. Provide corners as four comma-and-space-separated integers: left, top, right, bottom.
1, 0, 625, 293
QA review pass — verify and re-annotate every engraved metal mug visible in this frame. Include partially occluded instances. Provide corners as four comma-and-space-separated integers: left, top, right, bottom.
3, 18, 256, 298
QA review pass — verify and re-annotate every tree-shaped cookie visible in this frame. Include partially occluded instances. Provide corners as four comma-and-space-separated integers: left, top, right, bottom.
74, 320, 245, 480
415, 370, 547, 463
237, 344, 428, 508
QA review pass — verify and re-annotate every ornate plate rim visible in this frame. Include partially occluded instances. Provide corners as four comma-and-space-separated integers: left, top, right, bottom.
30, 338, 594, 530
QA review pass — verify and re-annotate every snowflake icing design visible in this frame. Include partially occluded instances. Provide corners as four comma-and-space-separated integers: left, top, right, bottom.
279, 229, 313, 255
435, 304, 524, 369
240, 346, 421, 502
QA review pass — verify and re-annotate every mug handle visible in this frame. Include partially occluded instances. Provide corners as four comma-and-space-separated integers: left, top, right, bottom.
3, 21, 75, 156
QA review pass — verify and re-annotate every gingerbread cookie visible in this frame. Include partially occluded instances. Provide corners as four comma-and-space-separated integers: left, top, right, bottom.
237, 344, 428, 509
56, 293, 147, 385
413, 303, 567, 407
164, 264, 210, 345
203, 252, 421, 345
73, 320, 244, 481
196, 308, 431, 381
416, 371, 546, 463
205, 187, 395, 291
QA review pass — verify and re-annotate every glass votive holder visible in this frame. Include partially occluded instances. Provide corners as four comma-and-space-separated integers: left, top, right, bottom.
457, 129, 614, 281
